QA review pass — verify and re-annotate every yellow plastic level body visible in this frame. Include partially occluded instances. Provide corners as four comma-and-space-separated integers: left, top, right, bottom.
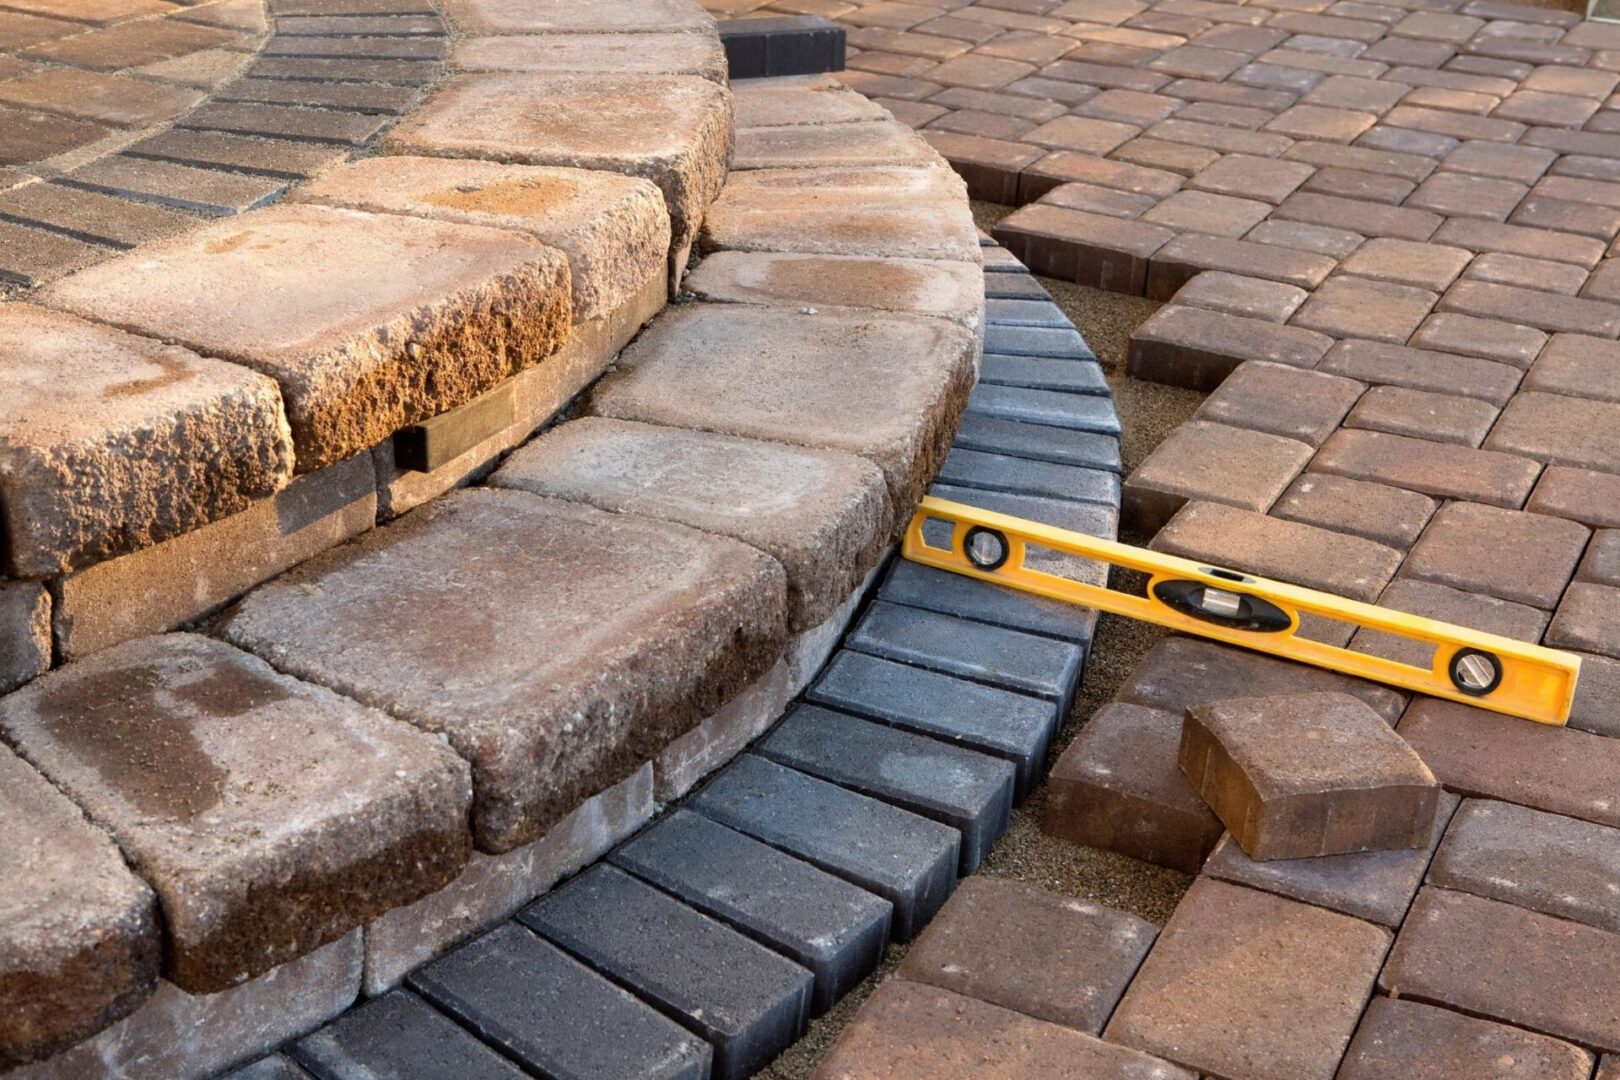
904, 496, 1581, 726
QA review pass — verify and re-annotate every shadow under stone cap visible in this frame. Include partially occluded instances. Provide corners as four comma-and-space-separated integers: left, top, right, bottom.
0, 633, 473, 994
220, 488, 789, 854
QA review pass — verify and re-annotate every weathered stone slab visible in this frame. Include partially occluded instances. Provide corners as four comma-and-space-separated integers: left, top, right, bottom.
492, 417, 888, 631
587, 303, 975, 515
897, 877, 1155, 1035
0, 633, 471, 993
654, 660, 793, 803
1204, 792, 1458, 927
292, 156, 669, 321
410, 923, 711, 1080
442, 0, 712, 33
685, 250, 984, 324
0, 744, 158, 1070
0, 581, 49, 694
292, 990, 529, 1080
610, 809, 891, 1014
0, 303, 292, 577
1339, 997, 1594, 1080
222, 489, 787, 853
40, 205, 571, 473
700, 165, 981, 262
735, 119, 938, 170
1106, 877, 1392, 1080
454, 31, 727, 83
815, 979, 1194, 1080
384, 73, 731, 251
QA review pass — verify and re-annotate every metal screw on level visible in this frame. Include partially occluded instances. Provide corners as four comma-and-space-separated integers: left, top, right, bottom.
1453, 651, 1501, 694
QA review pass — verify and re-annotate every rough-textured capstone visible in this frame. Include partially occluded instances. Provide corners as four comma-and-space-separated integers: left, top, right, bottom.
0, 582, 50, 694
453, 32, 728, 83
684, 250, 985, 325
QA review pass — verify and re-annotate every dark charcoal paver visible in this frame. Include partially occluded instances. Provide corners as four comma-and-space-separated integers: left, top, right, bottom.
966, 382, 1123, 434
608, 809, 891, 1015
983, 323, 1096, 359
292, 990, 528, 1080
756, 704, 1015, 874
979, 355, 1110, 395
520, 864, 812, 1080
878, 559, 1100, 644
689, 754, 959, 941
938, 447, 1119, 506
409, 923, 711, 1080
951, 413, 1122, 472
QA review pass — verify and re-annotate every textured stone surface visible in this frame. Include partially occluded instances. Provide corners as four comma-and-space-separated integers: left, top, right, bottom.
588, 304, 975, 515
1309, 428, 1540, 509
385, 73, 732, 250
0, 582, 50, 694
0, 634, 471, 993
1192, 360, 1362, 446
443, 0, 712, 33
897, 877, 1155, 1034
292, 156, 670, 321
223, 490, 786, 853
1402, 501, 1588, 609
1107, 878, 1390, 1080
493, 417, 889, 631
1273, 474, 1436, 551
454, 31, 727, 82
40, 205, 572, 473
0, 744, 158, 1069
1124, 419, 1311, 534
1339, 997, 1594, 1080
0, 303, 293, 578
684, 249, 985, 324
291, 990, 530, 1080
1181, 692, 1439, 860
814, 979, 1195, 1080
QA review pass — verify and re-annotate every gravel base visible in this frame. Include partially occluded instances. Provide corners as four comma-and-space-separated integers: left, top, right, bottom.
757, 206, 1204, 1077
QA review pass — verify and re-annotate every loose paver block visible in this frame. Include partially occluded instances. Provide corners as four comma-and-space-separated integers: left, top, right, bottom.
807, 650, 1058, 799
1428, 798, 1620, 935
292, 156, 669, 321
610, 809, 891, 1013
1339, 997, 1594, 1080
0, 744, 158, 1070
521, 864, 811, 1080
1124, 419, 1311, 534
40, 205, 571, 473
588, 304, 975, 515
683, 250, 984, 323
1045, 702, 1223, 874
1487, 391, 1620, 474
994, 201, 1173, 292
1107, 878, 1390, 1080
0, 303, 293, 578
492, 417, 888, 631
1402, 501, 1588, 608
1383, 887, 1620, 1053
222, 490, 787, 853
1204, 791, 1457, 927
1398, 699, 1620, 829
1128, 304, 1333, 391
409, 922, 710, 1080
897, 877, 1155, 1034
689, 754, 960, 941
383, 73, 731, 250
292, 990, 528, 1080
1181, 692, 1440, 860
0, 633, 472, 993
814, 979, 1194, 1080
1172, 272, 1309, 324
1310, 428, 1541, 509
756, 705, 1015, 875
1148, 235, 1338, 297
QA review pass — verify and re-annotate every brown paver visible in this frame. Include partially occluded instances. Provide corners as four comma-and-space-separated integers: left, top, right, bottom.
813, 979, 1195, 1080
1547, 582, 1620, 659
0, 182, 195, 249
994, 201, 1173, 291
1146, 234, 1337, 296
1402, 501, 1587, 608
0, 633, 472, 993
1339, 997, 1594, 1080
0, 743, 158, 1070
1336, 237, 1472, 291
896, 877, 1156, 1034
39, 204, 572, 473
0, 107, 113, 167
1529, 466, 1620, 529
1192, 360, 1362, 445
1290, 275, 1438, 343
222, 489, 789, 854
1344, 386, 1499, 447
1441, 280, 1620, 337
23, 20, 239, 72
1045, 702, 1223, 874
1105, 877, 1392, 1080
1273, 474, 1437, 550
1486, 391, 1620, 473
1316, 339, 1523, 406
1350, 578, 1548, 668
1124, 419, 1312, 534
1127, 305, 1333, 390
1309, 428, 1541, 508
0, 69, 202, 127
1181, 692, 1440, 860
1382, 886, 1620, 1053
1171, 272, 1309, 323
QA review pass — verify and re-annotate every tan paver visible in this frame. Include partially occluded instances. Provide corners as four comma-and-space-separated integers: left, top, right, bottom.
1124, 419, 1312, 534
442, 0, 712, 33
453, 32, 728, 82
683, 250, 984, 323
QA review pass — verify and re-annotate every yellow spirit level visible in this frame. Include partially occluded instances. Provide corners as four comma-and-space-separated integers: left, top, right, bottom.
904, 496, 1581, 726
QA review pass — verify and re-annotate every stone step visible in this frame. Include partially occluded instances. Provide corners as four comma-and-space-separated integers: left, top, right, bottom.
607, 808, 891, 1014
408, 921, 711, 1080
519, 864, 814, 1080
806, 650, 1058, 799
688, 754, 960, 941
755, 704, 1015, 874
220, 489, 788, 855
292, 990, 527, 1080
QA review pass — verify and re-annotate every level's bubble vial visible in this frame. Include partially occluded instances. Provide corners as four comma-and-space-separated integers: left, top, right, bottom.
963, 526, 1009, 571
1198, 588, 1243, 620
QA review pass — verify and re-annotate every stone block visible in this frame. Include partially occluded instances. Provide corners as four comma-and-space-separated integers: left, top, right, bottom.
951, 413, 1120, 473
1382, 887, 1620, 1054
1124, 420, 1312, 534
1310, 428, 1541, 508
689, 754, 959, 941
1338, 236, 1473, 290
588, 304, 974, 517
442, 0, 711, 32
1171, 271, 1309, 323
454, 31, 728, 82
756, 704, 1015, 875
39, 205, 571, 473
1291, 275, 1439, 344
978, 356, 1107, 395
384, 73, 731, 251
0, 304, 293, 578
1442, 280, 1620, 338
1128, 305, 1334, 391
1193, 360, 1363, 446
993, 202, 1173, 292
938, 446, 1118, 506
966, 382, 1122, 434
610, 809, 891, 1014
897, 877, 1155, 1034
1106, 878, 1391, 1080
1273, 474, 1436, 550
1486, 391, 1620, 474
813, 979, 1194, 1079
0, 582, 49, 694
1317, 339, 1523, 406
1528, 467, 1620, 530
291, 990, 530, 1080
877, 559, 1100, 644
1524, 333, 1620, 404
0, 634, 472, 993
1344, 386, 1499, 447
1273, 190, 1442, 240
1186, 152, 1314, 202
738, 119, 938, 170
410, 924, 710, 1080
1339, 997, 1594, 1080
222, 490, 787, 853
1403, 501, 1587, 609
1548, 582, 1620, 659
1045, 702, 1223, 874
684, 249, 984, 324
1434, 216, 1606, 268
